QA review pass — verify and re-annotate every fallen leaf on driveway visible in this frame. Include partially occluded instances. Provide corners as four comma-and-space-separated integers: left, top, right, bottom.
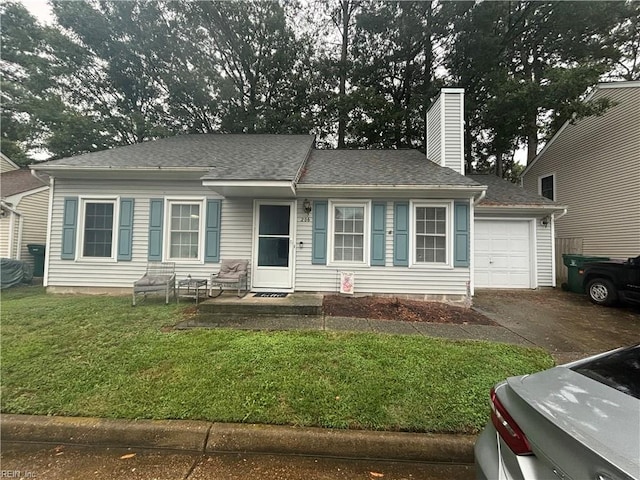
120, 453, 137, 459
370, 473, 384, 478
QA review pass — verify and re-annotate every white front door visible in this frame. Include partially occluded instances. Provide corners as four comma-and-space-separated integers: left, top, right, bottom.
475, 219, 533, 288
252, 201, 295, 290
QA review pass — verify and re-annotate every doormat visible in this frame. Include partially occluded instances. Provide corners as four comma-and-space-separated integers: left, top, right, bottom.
253, 292, 288, 298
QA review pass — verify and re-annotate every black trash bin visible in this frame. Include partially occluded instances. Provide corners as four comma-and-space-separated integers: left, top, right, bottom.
27, 244, 46, 277
562, 254, 609, 293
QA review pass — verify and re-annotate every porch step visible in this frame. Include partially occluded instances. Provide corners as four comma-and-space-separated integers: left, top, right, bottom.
195, 292, 324, 317
175, 314, 323, 331
197, 302, 323, 317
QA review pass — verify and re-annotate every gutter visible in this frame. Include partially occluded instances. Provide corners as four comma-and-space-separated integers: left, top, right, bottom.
298, 184, 486, 192
30, 165, 211, 172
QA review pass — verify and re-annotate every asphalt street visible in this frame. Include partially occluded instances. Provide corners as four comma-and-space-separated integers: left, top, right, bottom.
1, 442, 475, 480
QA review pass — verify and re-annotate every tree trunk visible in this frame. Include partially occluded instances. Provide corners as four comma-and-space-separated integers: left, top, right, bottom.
337, 0, 350, 149
495, 150, 504, 178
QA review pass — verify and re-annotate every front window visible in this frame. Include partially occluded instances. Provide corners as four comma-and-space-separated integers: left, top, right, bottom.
169, 202, 201, 259
415, 206, 447, 264
83, 201, 114, 258
332, 204, 366, 263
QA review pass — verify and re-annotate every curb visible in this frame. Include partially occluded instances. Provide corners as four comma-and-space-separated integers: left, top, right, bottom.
1, 414, 476, 464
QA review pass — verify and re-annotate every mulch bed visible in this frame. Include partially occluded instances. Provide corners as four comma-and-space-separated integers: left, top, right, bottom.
323, 295, 497, 325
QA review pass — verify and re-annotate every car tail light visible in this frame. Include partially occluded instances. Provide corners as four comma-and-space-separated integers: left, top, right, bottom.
490, 387, 532, 455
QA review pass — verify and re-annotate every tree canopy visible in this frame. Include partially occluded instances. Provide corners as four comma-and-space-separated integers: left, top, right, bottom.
2, 0, 637, 175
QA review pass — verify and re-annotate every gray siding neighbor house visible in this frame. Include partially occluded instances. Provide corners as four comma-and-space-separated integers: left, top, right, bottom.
521, 81, 640, 279
32, 89, 564, 302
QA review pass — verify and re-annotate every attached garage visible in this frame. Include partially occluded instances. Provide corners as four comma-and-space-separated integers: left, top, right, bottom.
474, 219, 534, 288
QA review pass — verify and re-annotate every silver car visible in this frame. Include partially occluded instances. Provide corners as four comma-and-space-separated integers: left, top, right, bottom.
474, 344, 640, 480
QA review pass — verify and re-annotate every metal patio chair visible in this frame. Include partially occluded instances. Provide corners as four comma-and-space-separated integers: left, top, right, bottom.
209, 259, 249, 298
132, 262, 176, 306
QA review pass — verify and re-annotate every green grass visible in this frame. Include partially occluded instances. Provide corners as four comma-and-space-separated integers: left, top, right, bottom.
0, 287, 553, 434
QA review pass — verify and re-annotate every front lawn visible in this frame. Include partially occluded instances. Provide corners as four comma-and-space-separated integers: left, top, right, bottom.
0, 287, 553, 433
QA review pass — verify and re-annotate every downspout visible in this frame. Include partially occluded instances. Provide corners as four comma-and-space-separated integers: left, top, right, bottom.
469, 188, 487, 298
473, 189, 486, 205
550, 208, 567, 288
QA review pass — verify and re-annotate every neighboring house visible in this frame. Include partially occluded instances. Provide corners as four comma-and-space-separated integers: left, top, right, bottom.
31, 89, 564, 301
522, 81, 640, 274
0, 153, 50, 273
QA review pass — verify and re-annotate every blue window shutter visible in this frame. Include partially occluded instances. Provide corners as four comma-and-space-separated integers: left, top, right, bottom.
117, 198, 135, 261
370, 202, 386, 266
454, 201, 470, 267
393, 202, 409, 266
148, 199, 164, 261
204, 199, 221, 263
312, 201, 328, 265
61, 197, 78, 260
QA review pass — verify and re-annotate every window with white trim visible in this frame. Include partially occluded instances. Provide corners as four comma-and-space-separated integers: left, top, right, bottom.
167, 200, 203, 260
81, 199, 116, 258
330, 202, 368, 264
414, 205, 447, 264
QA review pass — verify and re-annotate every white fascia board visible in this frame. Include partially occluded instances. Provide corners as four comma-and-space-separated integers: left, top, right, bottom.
29, 166, 210, 180
475, 204, 568, 216
202, 180, 296, 198
296, 184, 485, 199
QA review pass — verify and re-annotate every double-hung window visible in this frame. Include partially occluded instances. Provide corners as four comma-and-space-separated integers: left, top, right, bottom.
330, 202, 368, 264
81, 199, 116, 259
414, 204, 448, 264
168, 201, 203, 260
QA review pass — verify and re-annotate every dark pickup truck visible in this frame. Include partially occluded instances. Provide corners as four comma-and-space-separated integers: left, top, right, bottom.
578, 256, 640, 307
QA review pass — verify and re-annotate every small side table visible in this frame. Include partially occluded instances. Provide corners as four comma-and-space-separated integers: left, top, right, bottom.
177, 277, 208, 305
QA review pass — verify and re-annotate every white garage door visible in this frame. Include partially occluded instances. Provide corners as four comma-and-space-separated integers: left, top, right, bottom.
475, 220, 532, 288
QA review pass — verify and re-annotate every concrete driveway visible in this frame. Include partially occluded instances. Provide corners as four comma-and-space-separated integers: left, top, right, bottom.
473, 288, 640, 363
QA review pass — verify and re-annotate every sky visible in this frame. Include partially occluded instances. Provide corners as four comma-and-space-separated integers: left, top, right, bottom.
20, 0, 52, 24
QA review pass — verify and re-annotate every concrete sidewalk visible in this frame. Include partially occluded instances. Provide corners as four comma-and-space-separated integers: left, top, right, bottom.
1, 414, 476, 464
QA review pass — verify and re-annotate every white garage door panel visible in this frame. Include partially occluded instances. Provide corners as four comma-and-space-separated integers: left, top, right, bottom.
475, 220, 532, 288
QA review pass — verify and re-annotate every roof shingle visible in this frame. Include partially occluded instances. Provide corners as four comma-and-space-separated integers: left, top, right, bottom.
468, 174, 559, 206
300, 150, 480, 186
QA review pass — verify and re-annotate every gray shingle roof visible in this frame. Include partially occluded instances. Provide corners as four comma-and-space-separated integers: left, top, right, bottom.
40, 134, 316, 181
300, 150, 480, 186
468, 174, 559, 206
1, 169, 48, 197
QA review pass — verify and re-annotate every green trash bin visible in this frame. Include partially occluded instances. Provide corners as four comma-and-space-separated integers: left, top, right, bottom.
27, 244, 46, 277
562, 254, 609, 293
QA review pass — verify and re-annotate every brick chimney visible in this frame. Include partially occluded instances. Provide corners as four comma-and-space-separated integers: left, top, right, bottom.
426, 88, 465, 175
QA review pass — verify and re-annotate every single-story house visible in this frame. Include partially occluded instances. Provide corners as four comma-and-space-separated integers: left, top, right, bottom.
31, 89, 565, 302
1, 153, 50, 273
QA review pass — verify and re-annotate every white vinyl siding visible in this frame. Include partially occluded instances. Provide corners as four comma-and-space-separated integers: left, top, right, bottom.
425, 90, 465, 175
523, 85, 640, 257
46, 179, 241, 288
296, 199, 471, 296
426, 95, 442, 165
